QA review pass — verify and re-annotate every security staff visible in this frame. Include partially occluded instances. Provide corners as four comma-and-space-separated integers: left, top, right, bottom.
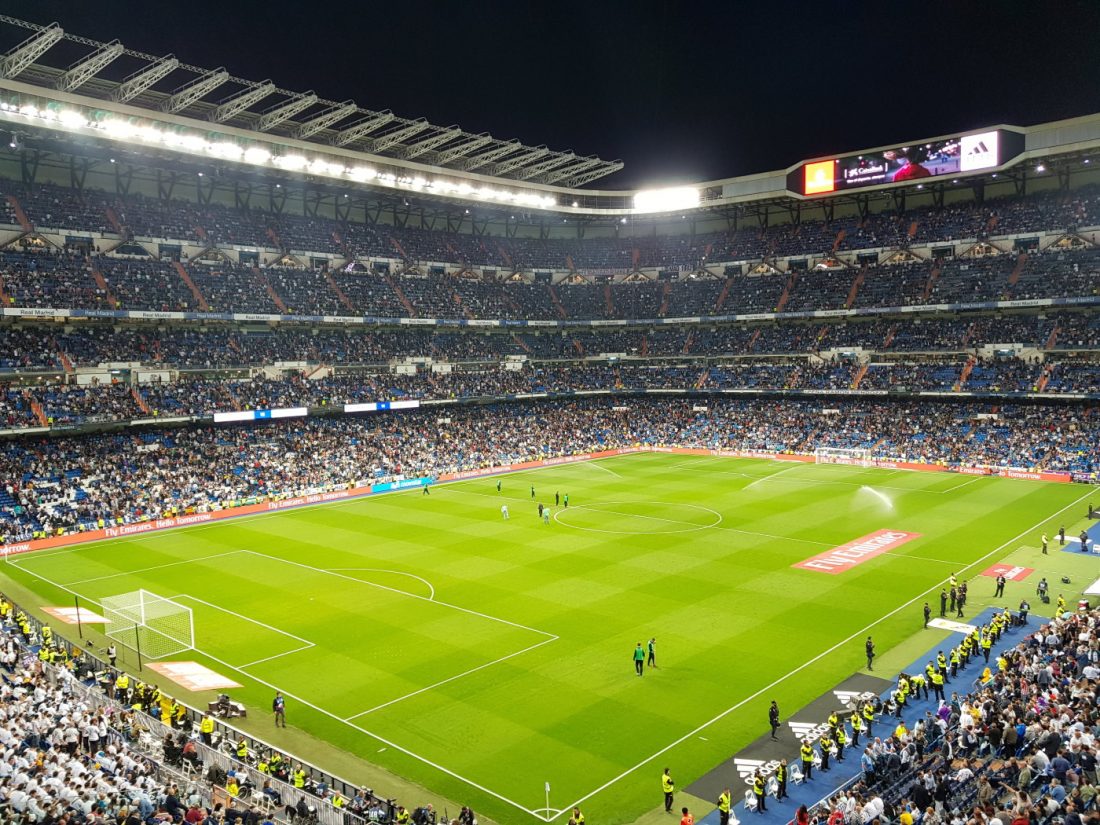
236, 738, 248, 762
200, 715, 215, 745
950, 648, 960, 679
849, 711, 863, 747
396, 807, 411, 825
910, 673, 927, 700
931, 668, 945, 701
937, 651, 949, 682
662, 768, 675, 813
826, 711, 839, 735
835, 724, 848, 762
753, 771, 767, 812
982, 633, 993, 662
819, 732, 833, 771
115, 673, 130, 705
293, 765, 306, 789
775, 759, 788, 800
717, 788, 732, 825
800, 739, 815, 780
862, 700, 875, 736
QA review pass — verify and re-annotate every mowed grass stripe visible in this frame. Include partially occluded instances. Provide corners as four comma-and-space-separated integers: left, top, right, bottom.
4, 455, 1088, 825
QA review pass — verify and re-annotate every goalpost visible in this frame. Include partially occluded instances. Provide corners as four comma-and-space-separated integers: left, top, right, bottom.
101, 590, 194, 661
814, 447, 874, 467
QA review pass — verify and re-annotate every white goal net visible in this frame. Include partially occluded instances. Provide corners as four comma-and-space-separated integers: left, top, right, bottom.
814, 447, 874, 467
101, 590, 194, 660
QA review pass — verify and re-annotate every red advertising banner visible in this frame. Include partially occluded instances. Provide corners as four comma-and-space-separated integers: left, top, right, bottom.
0, 446, 1071, 560
793, 529, 923, 574
980, 563, 1035, 581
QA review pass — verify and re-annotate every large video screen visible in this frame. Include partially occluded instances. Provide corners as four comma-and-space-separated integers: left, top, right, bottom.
792, 130, 1020, 196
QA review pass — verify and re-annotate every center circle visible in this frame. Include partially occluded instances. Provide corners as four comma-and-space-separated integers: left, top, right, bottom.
553, 501, 723, 535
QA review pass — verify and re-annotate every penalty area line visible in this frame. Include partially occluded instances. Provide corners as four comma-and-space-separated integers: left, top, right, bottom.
344, 634, 559, 721
546, 486, 1096, 822
16, 564, 550, 820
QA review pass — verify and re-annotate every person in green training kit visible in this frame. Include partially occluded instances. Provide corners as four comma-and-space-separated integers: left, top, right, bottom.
634, 642, 646, 676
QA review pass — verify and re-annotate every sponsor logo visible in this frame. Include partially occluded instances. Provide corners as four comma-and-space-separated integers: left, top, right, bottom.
833, 689, 872, 707
927, 618, 978, 634
960, 131, 999, 172
804, 160, 836, 195
793, 529, 922, 574
981, 563, 1034, 581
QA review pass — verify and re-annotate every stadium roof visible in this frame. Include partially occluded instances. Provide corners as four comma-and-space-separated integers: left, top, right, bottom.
0, 15, 624, 187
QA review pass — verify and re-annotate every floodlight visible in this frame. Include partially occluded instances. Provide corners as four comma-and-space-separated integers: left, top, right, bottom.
633, 186, 700, 213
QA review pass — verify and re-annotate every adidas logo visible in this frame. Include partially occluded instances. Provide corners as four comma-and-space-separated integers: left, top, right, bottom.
734, 758, 766, 780
833, 690, 867, 706
966, 141, 991, 157
788, 721, 821, 737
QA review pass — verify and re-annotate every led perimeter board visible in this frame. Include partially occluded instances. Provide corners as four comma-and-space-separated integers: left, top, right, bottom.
787, 129, 1025, 196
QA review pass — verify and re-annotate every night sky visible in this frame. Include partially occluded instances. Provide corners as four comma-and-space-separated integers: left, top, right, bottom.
8, 0, 1100, 188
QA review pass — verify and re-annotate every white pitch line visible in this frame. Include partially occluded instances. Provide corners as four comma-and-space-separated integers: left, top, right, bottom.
172, 593, 315, 649
584, 459, 623, 479
937, 476, 984, 494
880, 551, 960, 566
50, 550, 246, 587
14, 565, 548, 821
241, 549, 556, 639
345, 635, 559, 720
236, 643, 317, 669
547, 486, 1096, 821
743, 462, 804, 491
328, 568, 437, 601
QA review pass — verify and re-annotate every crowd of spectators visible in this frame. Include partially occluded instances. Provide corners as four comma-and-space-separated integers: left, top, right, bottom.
1, 397, 1096, 543
802, 605, 1099, 825
2, 245, 1099, 320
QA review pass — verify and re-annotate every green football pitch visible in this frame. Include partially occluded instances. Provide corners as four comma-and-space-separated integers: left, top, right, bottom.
2, 453, 1092, 825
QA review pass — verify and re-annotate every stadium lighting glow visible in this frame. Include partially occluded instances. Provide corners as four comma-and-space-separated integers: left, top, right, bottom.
633, 186, 700, 213
243, 146, 271, 164
0, 96, 558, 211
273, 154, 308, 170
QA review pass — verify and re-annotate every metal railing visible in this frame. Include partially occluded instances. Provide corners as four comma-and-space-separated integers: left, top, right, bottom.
2, 597, 397, 824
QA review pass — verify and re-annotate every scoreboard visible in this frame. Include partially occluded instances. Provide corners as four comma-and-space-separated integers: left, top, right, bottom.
787, 129, 1025, 197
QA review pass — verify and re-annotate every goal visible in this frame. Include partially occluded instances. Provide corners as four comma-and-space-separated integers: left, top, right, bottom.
814, 447, 874, 467
101, 590, 194, 660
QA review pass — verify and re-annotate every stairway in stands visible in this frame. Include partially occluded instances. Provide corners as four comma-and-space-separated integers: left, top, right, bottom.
547, 284, 567, 319
1005, 251, 1029, 297
1044, 323, 1060, 350
954, 356, 977, 391
845, 265, 866, 308
921, 260, 943, 301
775, 272, 797, 312
657, 282, 672, 316
105, 205, 126, 237
90, 265, 119, 308
24, 390, 47, 427
384, 273, 416, 316
322, 271, 356, 313
713, 275, 735, 313
681, 330, 695, 354
172, 261, 210, 311
253, 267, 288, 313
131, 387, 151, 415
850, 363, 869, 389
5, 194, 32, 233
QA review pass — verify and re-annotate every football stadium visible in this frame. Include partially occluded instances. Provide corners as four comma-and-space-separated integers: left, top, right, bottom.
0, 8, 1099, 825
